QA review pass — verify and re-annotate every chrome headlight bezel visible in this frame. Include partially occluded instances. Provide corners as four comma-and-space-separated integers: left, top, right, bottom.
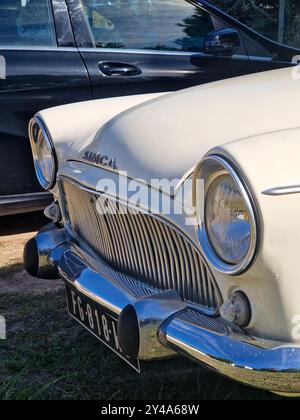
29, 117, 56, 191
196, 155, 258, 276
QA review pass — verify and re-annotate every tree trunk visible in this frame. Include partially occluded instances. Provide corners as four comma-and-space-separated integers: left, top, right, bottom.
278, 0, 286, 44
278, 0, 292, 44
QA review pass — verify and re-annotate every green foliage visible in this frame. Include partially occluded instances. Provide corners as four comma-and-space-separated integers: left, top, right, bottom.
209, 0, 300, 48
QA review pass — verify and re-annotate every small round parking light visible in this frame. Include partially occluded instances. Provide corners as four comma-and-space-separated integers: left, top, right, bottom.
220, 292, 252, 327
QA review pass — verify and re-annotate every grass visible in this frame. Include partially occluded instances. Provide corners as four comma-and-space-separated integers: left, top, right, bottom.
0, 263, 24, 278
0, 291, 283, 400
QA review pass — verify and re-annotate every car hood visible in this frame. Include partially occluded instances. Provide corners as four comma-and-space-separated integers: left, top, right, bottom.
86, 67, 300, 183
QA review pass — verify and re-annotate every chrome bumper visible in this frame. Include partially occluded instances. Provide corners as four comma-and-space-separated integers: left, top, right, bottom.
28, 226, 300, 395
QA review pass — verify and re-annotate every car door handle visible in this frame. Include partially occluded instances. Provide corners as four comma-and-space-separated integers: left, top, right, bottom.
99, 62, 141, 77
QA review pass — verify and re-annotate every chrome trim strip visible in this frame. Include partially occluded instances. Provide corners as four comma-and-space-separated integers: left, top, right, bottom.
58, 174, 196, 240
78, 48, 249, 60
0, 192, 52, 216
175, 166, 195, 193
0, 191, 50, 203
262, 186, 300, 196
248, 55, 273, 62
66, 158, 159, 199
67, 158, 123, 177
78, 48, 202, 56
0, 46, 76, 51
67, 159, 195, 197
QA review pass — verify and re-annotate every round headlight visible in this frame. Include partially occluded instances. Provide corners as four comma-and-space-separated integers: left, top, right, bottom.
197, 156, 258, 275
29, 118, 56, 190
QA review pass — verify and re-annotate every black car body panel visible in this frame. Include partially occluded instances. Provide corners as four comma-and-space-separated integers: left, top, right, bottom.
0, 0, 298, 216
0, 49, 91, 197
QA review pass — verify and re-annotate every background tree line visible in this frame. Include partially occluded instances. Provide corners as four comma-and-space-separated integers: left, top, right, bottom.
209, 0, 300, 48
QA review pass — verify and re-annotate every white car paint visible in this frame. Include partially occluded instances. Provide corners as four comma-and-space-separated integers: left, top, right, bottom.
38, 67, 300, 344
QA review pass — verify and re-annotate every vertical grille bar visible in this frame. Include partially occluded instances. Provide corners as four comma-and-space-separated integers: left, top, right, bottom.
62, 181, 222, 312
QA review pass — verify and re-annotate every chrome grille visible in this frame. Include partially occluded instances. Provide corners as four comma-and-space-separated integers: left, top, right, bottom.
178, 309, 228, 336
62, 180, 222, 312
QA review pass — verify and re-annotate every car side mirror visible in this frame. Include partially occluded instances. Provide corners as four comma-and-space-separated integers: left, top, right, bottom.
204, 29, 241, 57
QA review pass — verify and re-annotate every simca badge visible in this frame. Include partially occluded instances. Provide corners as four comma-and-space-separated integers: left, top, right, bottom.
83, 151, 118, 170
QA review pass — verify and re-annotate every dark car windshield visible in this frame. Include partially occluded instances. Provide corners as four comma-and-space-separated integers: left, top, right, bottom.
209, 0, 300, 49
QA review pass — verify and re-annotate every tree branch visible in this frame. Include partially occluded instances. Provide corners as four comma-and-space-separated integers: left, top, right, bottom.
246, 0, 277, 22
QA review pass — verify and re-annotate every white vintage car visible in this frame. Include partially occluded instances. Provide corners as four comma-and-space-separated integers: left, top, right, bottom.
24, 67, 300, 396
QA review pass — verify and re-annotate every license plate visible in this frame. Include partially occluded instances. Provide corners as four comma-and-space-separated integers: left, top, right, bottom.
65, 283, 140, 372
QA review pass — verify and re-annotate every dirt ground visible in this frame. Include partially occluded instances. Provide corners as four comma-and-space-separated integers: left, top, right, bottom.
0, 212, 63, 295
0, 212, 281, 400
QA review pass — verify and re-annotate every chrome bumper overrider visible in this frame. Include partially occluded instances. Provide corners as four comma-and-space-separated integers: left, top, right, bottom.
30, 225, 300, 395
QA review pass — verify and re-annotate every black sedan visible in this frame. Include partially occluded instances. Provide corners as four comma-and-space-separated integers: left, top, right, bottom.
0, 0, 298, 216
